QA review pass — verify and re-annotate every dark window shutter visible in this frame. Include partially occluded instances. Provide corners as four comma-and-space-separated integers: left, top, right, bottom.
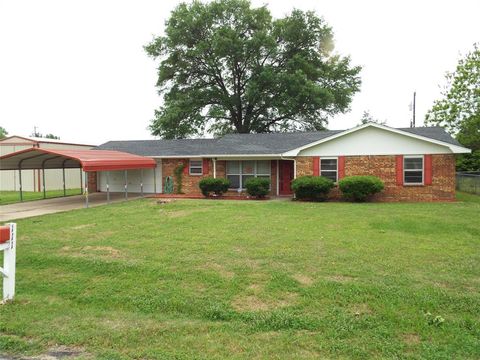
313, 156, 319, 176
203, 159, 209, 175
183, 160, 189, 175
396, 155, 403, 185
424, 154, 432, 185
338, 156, 345, 179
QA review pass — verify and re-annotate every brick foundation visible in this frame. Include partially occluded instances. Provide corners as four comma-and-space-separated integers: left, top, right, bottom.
297, 154, 456, 202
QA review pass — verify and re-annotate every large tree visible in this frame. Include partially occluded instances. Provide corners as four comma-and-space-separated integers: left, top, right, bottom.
146, 0, 361, 138
0, 126, 8, 139
425, 44, 480, 171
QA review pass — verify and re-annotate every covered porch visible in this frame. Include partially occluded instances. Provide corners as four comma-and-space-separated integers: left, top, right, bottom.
208, 157, 297, 196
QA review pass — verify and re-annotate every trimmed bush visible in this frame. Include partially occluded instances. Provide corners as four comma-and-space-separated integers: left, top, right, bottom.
198, 177, 230, 197
338, 175, 384, 202
245, 177, 270, 198
291, 176, 334, 201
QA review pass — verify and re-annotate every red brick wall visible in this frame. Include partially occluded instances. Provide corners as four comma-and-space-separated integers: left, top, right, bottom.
162, 158, 214, 194
87, 172, 98, 193
162, 159, 277, 196
297, 154, 456, 202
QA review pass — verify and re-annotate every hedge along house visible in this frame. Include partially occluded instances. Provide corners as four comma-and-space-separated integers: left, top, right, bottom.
96, 123, 470, 202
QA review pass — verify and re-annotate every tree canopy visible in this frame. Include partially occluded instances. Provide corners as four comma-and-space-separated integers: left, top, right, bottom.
146, 0, 361, 138
0, 126, 8, 139
425, 44, 480, 171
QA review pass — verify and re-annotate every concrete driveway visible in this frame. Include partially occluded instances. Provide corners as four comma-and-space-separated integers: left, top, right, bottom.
0, 193, 142, 221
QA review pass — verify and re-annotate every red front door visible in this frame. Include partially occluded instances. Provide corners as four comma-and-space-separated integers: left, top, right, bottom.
279, 160, 294, 195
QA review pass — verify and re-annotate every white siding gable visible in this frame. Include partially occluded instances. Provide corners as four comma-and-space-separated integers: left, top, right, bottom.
298, 126, 452, 157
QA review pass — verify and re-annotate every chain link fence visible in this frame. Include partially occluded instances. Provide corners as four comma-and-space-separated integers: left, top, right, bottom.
456, 172, 480, 195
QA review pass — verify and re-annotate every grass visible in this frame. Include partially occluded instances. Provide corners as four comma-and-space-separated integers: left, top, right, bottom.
0, 189, 81, 205
0, 194, 479, 359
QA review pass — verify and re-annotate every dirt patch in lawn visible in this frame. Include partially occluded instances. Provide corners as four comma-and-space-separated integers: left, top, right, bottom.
401, 333, 421, 345
325, 275, 356, 283
350, 303, 373, 316
71, 223, 96, 230
293, 274, 314, 286
199, 262, 235, 279
232, 292, 299, 312
60, 245, 122, 259
6, 345, 91, 359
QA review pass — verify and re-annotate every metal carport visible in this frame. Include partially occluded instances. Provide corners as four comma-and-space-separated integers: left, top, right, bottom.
0, 148, 157, 207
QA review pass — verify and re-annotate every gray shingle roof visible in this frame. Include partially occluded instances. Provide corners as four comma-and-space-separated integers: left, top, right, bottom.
96, 126, 461, 157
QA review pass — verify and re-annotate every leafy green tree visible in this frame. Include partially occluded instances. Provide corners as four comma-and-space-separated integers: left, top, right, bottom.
0, 126, 8, 139
359, 110, 385, 125
44, 133, 60, 140
425, 44, 480, 171
146, 0, 361, 138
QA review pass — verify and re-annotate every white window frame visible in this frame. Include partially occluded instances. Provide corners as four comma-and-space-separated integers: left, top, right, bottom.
189, 159, 203, 176
403, 155, 424, 185
226, 160, 271, 190
320, 157, 338, 182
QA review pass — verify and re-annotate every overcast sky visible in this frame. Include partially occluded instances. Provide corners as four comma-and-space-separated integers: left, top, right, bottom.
0, 0, 478, 145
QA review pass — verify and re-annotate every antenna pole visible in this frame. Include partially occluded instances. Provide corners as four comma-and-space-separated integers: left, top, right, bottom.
412, 91, 416, 128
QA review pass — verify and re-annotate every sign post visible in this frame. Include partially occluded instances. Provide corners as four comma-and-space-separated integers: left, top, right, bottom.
0, 223, 16, 303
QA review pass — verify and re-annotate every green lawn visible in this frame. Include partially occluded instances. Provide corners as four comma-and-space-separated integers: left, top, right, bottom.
0, 189, 82, 205
1, 195, 479, 359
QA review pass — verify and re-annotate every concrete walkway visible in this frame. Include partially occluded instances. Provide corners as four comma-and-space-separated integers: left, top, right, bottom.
0, 193, 142, 221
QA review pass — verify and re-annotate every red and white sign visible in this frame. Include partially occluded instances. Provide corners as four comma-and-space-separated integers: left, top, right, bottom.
0, 223, 16, 303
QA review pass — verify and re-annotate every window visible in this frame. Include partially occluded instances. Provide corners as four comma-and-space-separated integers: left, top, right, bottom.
226, 160, 271, 189
189, 159, 203, 175
404, 156, 423, 184
320, 158, 338, 182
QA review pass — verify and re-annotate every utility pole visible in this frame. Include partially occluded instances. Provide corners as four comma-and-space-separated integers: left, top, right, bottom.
410, 92, 416, 128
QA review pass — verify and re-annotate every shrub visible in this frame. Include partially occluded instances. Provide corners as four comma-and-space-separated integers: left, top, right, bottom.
198, 177, 230, 197
291, 176, 334, 201
338, 175, 384, 202
245, 177, 270, 198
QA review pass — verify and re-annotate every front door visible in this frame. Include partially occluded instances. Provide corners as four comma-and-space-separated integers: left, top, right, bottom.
279, 160, 294, 195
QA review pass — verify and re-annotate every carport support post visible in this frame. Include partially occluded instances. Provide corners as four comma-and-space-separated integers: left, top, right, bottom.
18, 169, 23, 202
106, 171, 110, 203
84, 172, 89, 208
153, 166, 157, 194
62, 166, 66, 197
42, 167, 46, 199
124, 170, 128, 200
140, 169, 144, 197
80, 169, 83, 195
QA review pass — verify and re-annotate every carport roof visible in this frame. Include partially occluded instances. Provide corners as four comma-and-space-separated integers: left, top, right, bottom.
0, 148, 156, 172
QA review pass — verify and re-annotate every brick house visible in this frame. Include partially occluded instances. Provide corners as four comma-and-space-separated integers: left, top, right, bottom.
96, 123, 471, 201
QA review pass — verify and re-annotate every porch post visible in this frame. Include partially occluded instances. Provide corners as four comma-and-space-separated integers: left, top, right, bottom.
276, 160, 279, 196
140, 169, 144, 197
293, 159, 297, 179
84, 172, 89, 208
124, 170, 128, 200
106, 171, 110, 203
213, 158, 217, 178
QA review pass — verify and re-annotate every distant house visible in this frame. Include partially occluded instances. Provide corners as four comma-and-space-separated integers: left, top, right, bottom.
96, 123, 470, 201
0, 136, 94, 192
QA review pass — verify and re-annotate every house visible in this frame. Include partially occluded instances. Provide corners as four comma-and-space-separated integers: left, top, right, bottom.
95, 123, 470, 201
0, 136, 94, 192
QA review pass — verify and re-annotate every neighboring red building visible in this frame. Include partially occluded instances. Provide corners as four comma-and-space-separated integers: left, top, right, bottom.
96, 123, 471, 201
